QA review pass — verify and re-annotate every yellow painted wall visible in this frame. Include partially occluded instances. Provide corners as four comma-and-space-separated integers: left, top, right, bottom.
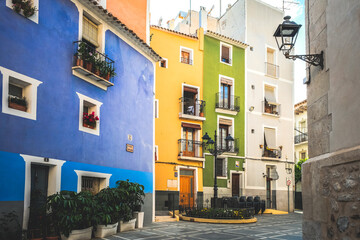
151, 27, 204, 192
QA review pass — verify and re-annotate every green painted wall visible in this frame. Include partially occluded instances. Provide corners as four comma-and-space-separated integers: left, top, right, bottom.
202, 35, 246, 187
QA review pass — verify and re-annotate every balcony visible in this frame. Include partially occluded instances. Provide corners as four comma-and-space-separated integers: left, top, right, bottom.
262, 147, 282, 159
181, 57, 193, 65
265, 62, 279, 78
218, 138, 239, 154
262, 101, 281, 117
178, 139, 204, 161
179, 97, 206, 121
215, 93, 240, 113
221, 57, 232, 64
72, 41, 115, 89
295, 129, 308, 144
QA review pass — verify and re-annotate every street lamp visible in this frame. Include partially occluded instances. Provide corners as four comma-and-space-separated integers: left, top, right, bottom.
273, 16, 323, 69
202, 130, 234, 208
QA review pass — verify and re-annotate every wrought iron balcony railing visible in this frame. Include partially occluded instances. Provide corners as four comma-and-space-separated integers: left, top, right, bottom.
221, 57, 232, 64
262, 147, 282, 158
294, 128, 308, 144
179, 97, 205, 118
181, 57, 193, 65
217, 137, 240, 153
73, 41, 115, 86
178, 139, 203, 158
215, 93, 240, 112
262, 101, 281, 116
265, 62, 279, 78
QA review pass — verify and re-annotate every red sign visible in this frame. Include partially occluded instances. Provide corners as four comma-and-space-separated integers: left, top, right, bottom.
286, 179, 291, 186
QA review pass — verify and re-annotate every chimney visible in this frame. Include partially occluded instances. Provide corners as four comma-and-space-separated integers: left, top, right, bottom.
199, 6, 207, 32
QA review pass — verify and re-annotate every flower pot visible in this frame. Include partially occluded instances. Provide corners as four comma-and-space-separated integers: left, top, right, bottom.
60, 227, 92, 240
8, 102, 27, 112
105, 73, 110, 81
118, 219, 136, 232
94, 69, 100, 76
74, 57, 83, 67
94, 223, 118, 238
85, 62, 92, 72
82, 123, 95, 129
133, 212, 144, 229
199, 112, 204, 117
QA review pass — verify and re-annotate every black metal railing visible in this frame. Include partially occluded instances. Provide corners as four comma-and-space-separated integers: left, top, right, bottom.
178, 139, 203, 158
262, 101, 281, 116
265, 62, 279, 78
181, 57, 193, 65
73, 41, 115, 84
295, 128, 308, 144
262, 147, 281, 158
215, 93, 240, 112
179, 97, 206, 117
217, 137, 239, 153
221, 57, 232, 64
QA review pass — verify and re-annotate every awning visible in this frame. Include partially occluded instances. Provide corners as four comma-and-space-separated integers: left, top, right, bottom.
264, 128, 276, 149
184, 86, 198, 93
265, 86, 276, 103
182, 122, 201, 129
221, 78, 233, 86
219, 118, 232, 126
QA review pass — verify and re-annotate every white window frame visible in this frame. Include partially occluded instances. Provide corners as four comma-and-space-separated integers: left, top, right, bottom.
220, 42, 233, 66
0, 66, 42, 120
21, 154, 65, 229
265, 45, 279, 78
217, 115, 235, 139
263, 83, 278, 103
76, 92, 103, 136
6, 0, 39, 24
74, 170, 111, 193
154, 99, 159, 118
78, 9, 105, 53
159, 58, 168, 68
179, 46, 194, 65
215, 157, 228, 179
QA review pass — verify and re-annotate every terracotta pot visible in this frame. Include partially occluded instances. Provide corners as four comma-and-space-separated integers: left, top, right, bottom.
105, 73, 110, 81
199, 112, 204, 117
85, 62, 92, 72
83, 123, 95, 129
94, 69, 100, 76
8, 102, 27, 112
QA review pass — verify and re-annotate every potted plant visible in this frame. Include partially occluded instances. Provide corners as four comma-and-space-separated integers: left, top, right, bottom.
12, 0, 36, 18
83, 112, 99, 129
77, 42, 95, 72
93, 188, 120, 238
44, 214, 60, 240
199, 101, 205, 117
116, 180, 145, 229
8, 95, 27, 112
46, 191, 97, 240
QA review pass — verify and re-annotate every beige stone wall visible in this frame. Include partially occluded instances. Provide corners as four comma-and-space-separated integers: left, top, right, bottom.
303, 0, 360, 238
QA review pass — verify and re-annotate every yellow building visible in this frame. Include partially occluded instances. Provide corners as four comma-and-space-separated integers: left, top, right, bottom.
151, 26, 205, 211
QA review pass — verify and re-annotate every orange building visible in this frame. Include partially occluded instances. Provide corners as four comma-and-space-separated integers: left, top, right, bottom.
106, 0, 149, 42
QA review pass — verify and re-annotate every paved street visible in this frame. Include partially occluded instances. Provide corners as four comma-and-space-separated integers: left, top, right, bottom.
101, 213, 302, 240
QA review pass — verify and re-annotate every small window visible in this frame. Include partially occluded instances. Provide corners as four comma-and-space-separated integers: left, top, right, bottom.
266, 48, 278, 78
6, 0, 39, 24
154, 99, 159, 118
182, 86, 198, 116
82, 176, 101, 195
216, 158, 227, 177
159, 59, 168, 68
1, 66, 42, 120
180, 47, 193, 65
154, 145, 158, 161
77, 92, 102, 136
82, 15, 99, 47
300, 152, 306, 160
264, 85, 279, 116
220, 42, 232, 65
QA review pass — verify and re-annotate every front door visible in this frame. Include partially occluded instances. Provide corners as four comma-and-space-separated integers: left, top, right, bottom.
179, 170, 194, 208
232, 173, 240, 197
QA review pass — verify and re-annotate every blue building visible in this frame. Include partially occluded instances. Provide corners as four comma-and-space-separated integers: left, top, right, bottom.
0, 0, 161, 229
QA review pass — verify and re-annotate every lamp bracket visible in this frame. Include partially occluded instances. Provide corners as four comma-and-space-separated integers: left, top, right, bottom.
285, 51, 323, 69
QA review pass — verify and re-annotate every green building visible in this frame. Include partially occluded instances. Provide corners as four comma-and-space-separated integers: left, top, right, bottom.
202, 31, 248, 205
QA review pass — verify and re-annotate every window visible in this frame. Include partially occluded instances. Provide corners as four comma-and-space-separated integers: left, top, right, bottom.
183, 86, 198, 116
154, 99, 159, 118
154, 145, 159, 161
220, 42, 232, 65
180, 47, 193, 65
218, 117, 234, 152
216, 158, 227, 177
220, 79, 232, 109
263, 127, 279, 158
1, 66, 42, 120
264, 85, 280, 116
75, 170, 111, 193
180, 123, 201, 157
82, 15, 99, 48
76, 92, 102, 136
82, 176, 101, 195
159, 58, 168, 68
266, 47, 278, 78
6, 0, 39, 24
300, 151, 306, 160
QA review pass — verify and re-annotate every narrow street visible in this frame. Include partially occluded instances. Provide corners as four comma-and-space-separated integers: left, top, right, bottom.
102, 213, 302, 240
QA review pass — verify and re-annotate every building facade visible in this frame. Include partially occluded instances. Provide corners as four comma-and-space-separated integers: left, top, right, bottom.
202, 31, 247, 205
150, 26, 205, 211
0, 0, 160, 229
302, 0, 360, 238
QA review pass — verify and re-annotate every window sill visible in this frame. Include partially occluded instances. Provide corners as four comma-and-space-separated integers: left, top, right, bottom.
72, 66, 114, 91
222, 152, 238, 156
179, 113, 206, 121
220, 61, 232, 66
265, 74, 279, 79
295, 140, 308, 146
261, 156, 282, 161
178, 156, 205, 162
215, 108, 238, 116
262, 112, 280, 118
216, 176, 228, 180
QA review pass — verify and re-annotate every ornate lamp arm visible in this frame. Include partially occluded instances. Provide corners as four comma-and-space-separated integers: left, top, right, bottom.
285, 51, 323, 69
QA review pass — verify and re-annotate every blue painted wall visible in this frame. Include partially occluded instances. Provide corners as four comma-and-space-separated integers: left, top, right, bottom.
0, 0, 154, 176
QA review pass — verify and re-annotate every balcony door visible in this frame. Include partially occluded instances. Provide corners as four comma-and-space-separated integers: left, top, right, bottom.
219, 124, 229, 150
183, 87, 198, 116
183, 127, 195, 157
220, 83, 231, 109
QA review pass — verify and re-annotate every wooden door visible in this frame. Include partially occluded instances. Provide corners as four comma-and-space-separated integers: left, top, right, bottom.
220, 83, 231, 109
183, 128, 195, 157
232, 173, 240, 197
180, 175, 194, 208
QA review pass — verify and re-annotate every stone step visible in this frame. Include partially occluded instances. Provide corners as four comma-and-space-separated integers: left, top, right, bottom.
155, 216, 178, 222
155, 210, 171, 216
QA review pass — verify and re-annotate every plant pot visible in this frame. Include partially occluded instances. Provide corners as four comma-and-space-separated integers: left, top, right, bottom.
94, 223, 118, 238
85, 62, 92, 72
82, 123, 95, 129
74, 57, 83, 67
94, 69, 100, 76
105, 73, 110, 81
133, 212, 144, 229
118, 219, 136, 232
60, 227, 92, 240
8, 102, 27, 112
199, 112, 204, 117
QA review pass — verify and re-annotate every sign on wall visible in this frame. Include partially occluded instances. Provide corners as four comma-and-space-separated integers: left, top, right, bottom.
235, 161, 240, 168
126, 144, 134, 153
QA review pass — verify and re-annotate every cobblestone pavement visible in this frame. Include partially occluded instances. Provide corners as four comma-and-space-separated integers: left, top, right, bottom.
101, 213, 302, 240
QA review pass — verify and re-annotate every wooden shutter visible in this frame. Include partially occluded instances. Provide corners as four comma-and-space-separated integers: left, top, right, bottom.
219, 118, 232, 126
83, 16, 99, 47
220, 78, 233, 86
267, 48, 275, 64
183, 86, 198, 93
181, 122, 201, 129
222, 45, 230, 59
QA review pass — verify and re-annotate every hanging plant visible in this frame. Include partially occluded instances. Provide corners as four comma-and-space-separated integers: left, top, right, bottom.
12, 0, 37, 18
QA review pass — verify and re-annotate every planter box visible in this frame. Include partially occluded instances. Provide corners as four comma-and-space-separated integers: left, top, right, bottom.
60, 227, 92, 240
133, 212, 144, 229
8, 102, 27, 112
118, 219, 136, 232
94, 223, 118, 238
82, 123, 95, 129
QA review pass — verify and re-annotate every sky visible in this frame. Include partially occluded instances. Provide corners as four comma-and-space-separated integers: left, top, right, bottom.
150, 0, 307, 103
